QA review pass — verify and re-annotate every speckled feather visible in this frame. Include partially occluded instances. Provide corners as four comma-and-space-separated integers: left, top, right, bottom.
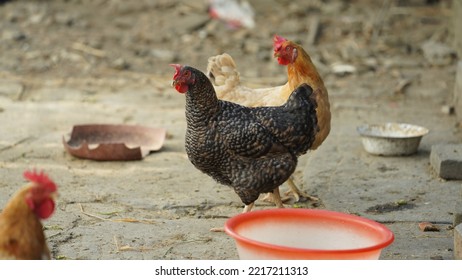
180, 66, 318, 206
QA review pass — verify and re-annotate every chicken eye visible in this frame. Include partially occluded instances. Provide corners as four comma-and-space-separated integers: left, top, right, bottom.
286, 46, 291, 52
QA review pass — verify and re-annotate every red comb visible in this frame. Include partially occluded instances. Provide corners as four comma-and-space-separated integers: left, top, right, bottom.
273, 35, 287, 51
170, 64, 183, 80
23, 170, 57, 192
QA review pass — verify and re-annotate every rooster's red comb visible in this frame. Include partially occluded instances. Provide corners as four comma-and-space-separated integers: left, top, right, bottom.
24, 170, 57, 192
273, 35, 287, 52
170, 64, 183, 80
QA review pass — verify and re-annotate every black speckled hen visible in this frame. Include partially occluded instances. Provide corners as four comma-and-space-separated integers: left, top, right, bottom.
171, 64, 318, 229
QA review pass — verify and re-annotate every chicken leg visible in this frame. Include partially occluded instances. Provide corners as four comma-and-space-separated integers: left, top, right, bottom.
270, 187, 285, 208
262, 176, 319, 204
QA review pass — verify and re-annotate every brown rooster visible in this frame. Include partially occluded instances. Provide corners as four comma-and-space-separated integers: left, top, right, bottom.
0, 170, 57, 259
207, 35, 331, 203
171, 64, 318, 231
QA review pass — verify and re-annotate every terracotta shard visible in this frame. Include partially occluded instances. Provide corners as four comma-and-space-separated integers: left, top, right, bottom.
419, 222, 440, 232
63, 124, 166, 161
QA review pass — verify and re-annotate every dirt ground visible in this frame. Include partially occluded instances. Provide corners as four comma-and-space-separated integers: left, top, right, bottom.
0, 0, 461, 260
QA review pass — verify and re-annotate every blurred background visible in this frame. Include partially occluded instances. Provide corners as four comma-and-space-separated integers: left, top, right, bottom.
0, 0, 456, 85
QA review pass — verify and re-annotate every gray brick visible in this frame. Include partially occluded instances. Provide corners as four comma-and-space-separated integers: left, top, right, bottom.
455, 224, 462, 260
455, 60, 462, 125
454, 201, 462, 227
430, 144, 462, 180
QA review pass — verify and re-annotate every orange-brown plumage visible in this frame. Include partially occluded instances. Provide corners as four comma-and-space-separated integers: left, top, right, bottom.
276, 37, 331, 149
0, 170, 57, 260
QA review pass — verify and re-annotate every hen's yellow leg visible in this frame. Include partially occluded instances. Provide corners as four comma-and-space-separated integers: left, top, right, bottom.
242, 202, 255, 213
271, 188, 285, 208
261, 187, 291, 204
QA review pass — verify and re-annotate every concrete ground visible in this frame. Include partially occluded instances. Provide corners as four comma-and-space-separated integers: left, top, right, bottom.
1, 66, 461, 260
0, 0, 461, 260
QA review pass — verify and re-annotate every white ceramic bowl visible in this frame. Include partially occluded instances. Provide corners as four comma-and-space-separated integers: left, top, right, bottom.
357, 123, 429, 156
225, 209, 394, 260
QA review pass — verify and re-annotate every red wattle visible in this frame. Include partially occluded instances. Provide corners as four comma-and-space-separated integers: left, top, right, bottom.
36, 198, 55, 219
277, 56, 290, 65
175, 83, 188, 94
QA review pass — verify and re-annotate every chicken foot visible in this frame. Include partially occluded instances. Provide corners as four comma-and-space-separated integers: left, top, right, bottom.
210, 187, 287, 232
260, 190, 291, 204
261, 176, 319, 203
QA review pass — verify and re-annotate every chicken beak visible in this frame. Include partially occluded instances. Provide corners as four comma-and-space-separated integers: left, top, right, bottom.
51, 192, 59, 201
